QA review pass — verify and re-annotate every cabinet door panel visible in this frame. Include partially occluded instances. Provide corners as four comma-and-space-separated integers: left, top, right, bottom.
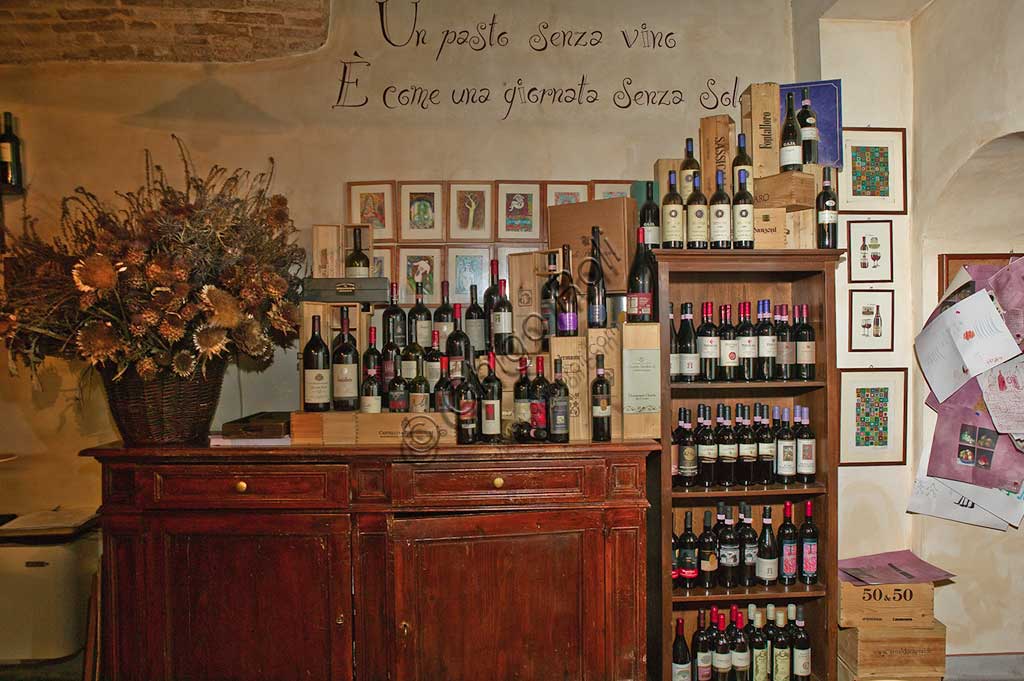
391, 510, 606, 681
154, 514, 351, 681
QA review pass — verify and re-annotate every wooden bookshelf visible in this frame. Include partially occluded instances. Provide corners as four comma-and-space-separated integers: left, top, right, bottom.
649, 249, 842, 681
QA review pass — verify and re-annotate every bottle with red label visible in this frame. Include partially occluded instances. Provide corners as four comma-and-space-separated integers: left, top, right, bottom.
627, 227, 656, 322
528, 355, 550, 433
778, 500, 799, 586
481, 351, 504, 442
454, 359, 480, 445
799, 500, 819, 585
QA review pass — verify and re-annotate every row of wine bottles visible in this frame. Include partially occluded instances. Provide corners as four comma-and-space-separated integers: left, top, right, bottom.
672, 501, 818, 590
669, 301, 816, 383
671, 403, 816, 489
673, 602, 812, 681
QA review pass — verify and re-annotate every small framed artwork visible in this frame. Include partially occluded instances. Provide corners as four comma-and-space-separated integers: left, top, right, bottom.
839, 127, 907, 215
347, 181, 396, 241
446, 181, 494, 241
397, 247, 443, 304
544, 181, 589, 207
849, 288, 895, 352
847, 220, 894, 284
399, 181, 445, 241
496, 244, 543, 283
446, 246, 491, 304
590, 180, 634, 200
496, 182, 544, 241
839, 368, 908, 466
371, 246, 393, 280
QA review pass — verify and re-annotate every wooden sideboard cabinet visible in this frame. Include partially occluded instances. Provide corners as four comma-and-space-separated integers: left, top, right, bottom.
84, 440, 655, 681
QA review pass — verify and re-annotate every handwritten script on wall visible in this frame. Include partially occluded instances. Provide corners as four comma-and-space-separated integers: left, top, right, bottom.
333, 1, 745, 121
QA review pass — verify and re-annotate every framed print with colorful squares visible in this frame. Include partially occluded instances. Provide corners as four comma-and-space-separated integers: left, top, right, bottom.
839, 368, 907, 466
838, 127, 907, 215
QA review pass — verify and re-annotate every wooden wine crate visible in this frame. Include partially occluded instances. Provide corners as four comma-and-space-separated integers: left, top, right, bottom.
698, 114, 737, 195
752, 171, 816, 212
839, 582, 935, 628
786, 209, 817, 249
838, 620, 946, 679
621, 322, 661, 439
654, 158, 682, 203
547, 197, 638, 293
474, 352, 549, 388
587, 328, 622, 441
549, 335, 591, 442
289, 411, 456, 447
508, 250, 558, 354
290, 411, 328, 446
311, 224, 342, 278
740, 82, 781, 179
340, 223, 375, 276
753, 208, 788, 249
837, 659, 941, 681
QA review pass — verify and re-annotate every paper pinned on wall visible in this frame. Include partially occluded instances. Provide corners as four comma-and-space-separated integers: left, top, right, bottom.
925, 401, 1024, 492
908, 455, 1008, 531
987, 256, 1024, 346
978, 354, 1024, 433
939, 478, 1024, 527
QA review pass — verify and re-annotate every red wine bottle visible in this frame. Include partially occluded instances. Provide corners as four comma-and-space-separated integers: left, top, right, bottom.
345, 227, 370, 277
732, 133, 754, 202
661, 170, 685, 249
780, 92, 803, 172
381, 314, 402, 409
778, 500, 799, 585
673, 407, 697, 488
696, 404, 718, 488
717, 507, 740, 589
713, 614, 732, 681
302, 315, 331, 412
362, 325, 381, 382
0, 112, 23, 190
799, 500, 819, 585
697, 510, 718, 589
591, 354, 612, 442
445, 303, 471, 384
539, 252, 559, 351
382, 282, 407, 349
681, 137, 700, 198
408, 282, 432, 349
424, 330, 442, 389
433, 356, 453, 413
408, 357, 431, 413
737, 405, 758, 487
686, 172, 709, 249
331, 312, 359, 411
756, 404, 776, 485
482, 258, 500, 352
587, 226, 608, 328
791, 606, 812, 681
718, 304, 739, 382
465, 285, 486, 358
513, 356, 532, 425
547, 358, 571, 443
386, 357, 409, 414
738, 501, 759, 587
697, 302, 719, 382
676, 302, 699, 383
775, 408, 797, 485
677, 509, 699, 589
433, 280, 455, 348
693, 609, 713, 681
360, 366, 382, 413
717, 406, 738, 487
755, 300, 777, 381
529, 355, 550, 432
737, 302, 757, 381
454, 359, 480, 444
672, 616, 693, 681
627, 227, 655, 322
775, 304, 795, 381
491, 279, 514, 354
709, 170, 733, 249
731, 612, 751, 681
639, 180, 661, 247
795, 304, 816, 381
817, 167, 839, 249
797, 88, 819, 165
555, 244, 579, 337
480, 351, 503, 442
755, 505, 778, 586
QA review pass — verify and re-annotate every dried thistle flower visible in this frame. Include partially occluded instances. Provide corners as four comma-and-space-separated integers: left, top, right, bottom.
268, 301, 300, 335
263, 272, 289, 301
233, 317, 271, 358
171, 350, 197, 377
72, 254, 121, 296
193, 325, 230, 360
135, 357, 158, 381
200, 285, 244, 329
76, 321, 122, 364
158, 313, 186, 343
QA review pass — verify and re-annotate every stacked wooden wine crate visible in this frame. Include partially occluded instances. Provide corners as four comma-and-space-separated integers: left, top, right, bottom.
837, 581, 947, 680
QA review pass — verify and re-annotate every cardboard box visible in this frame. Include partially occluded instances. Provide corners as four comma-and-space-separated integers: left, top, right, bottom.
341, 224, 375, 276
550, 335, 590, 442
654, 159, 682, 204
740, 82, 781, 178
786, 209, 816, 249
547, 197, 638, 293
838, 621, 946, 679
752, 171, 816, 212
508, 250, 558, 354
699, 114, 737, 195
311, 224, 342, 278
621, 322, 661, 439
838, 659, 940, 681
753, 208, 788, 249
587, 328, 622, 440
839, 582, 935, 628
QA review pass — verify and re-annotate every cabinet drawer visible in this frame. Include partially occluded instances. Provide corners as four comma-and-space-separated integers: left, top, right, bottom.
144, 465, 349, 509
391, 460, 605, 507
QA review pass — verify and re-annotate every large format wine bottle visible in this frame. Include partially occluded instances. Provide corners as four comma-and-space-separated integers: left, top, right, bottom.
778, 500, 799, 586
697, 301, 719, 382
799, 500, 819, 585
755, 505, 778, 586
627, 227, 655, 322
482, 259, 500, 352
331, 312, 359, 411
797, 88, 819, 165
816, 167, 839, 249
400, 311, 425, 385
672, 617, 693, 681
529, 355, 550, 431
465, 286, 487, 358
492, 279, 514, 354
661, 170, 685, 249
639, 180, 661, 247
0, 112, 23, 190
303, 315, 331, 412
408, 282, 432, 350
591, 354, 612, 442
433, 280, 455, 348
556, 244, 579, 337
709, 170, 733, 249
539, 252, 559, 350
697, 510, 718, 589
686, 172, 709, 249
587, 227, 608, 328
547, 358, 571, 443
780, 92, 803, 172
454, 360, 480, 444
733, 170, 755, 249
732, 132, 754, 199
345, 227, 370, 277
481, 352, 503, 442
681, 137, 700, 198
382, 282, 407, 349
445, 303, 471, 382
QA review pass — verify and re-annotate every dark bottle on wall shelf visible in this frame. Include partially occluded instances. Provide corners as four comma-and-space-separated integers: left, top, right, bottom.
555, 244, 579, 337
661, 170, 685, 250
454, 360, 480, 444
732, 612, 752, 681
640, 180, 661, 247
771, 610, 792, 681
755, 299, 777, 381
676, 302, 699, 383
345, 227, 370, 277
696, 404, 718, 488
433, 356, 453, 414
713, 614, 732, 681
775, 407, 797, 485
673, 407, 697, 488
777, 500, 799, 586
587, 227, 608, 329
756, 403, 777, 485
732, 132, 754, 201
733, 169, 755, 249
697, 509, 718, 590
302, 315, 331, 412
482, 258, 500, 352
755, 505, 778, 586
697, 301, 719, 382
491, 279, 515, 354
382, 282, 407, 350
738, 501, 759, 587
780, 92, 803, 172
736, 302, 757, 381
676, 509, 699, 590
797, 87, 819, 165
796, 406, 817, 484
0, 112, 23, 191
717, 507, 740, 589
693, 609, 713, 681
716, 406, 738, 488
791, 606, 812, 681
736, 406, 758, 487
775, 305, 795, 381
465, 286, 486, 360
672, 616, 693, 681
591, 354, 612, 442
686, 172, 709, 250
816, 167, 839, 249
794, 304, 816, 381
718, 304, 739, 382
709, 169, 733, 249
627, 227, 656, 322
547, 358, 571, 443
750, 611, 769, 681
330, 311, 359, 412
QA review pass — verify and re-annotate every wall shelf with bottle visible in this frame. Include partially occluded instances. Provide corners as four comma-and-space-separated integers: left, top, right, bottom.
651, 249, 841, 681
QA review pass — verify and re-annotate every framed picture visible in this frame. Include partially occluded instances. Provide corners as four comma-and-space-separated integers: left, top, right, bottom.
397, 247, 443, 304
848, 289, 895, 352
839, 127, 907, 215
544, 181, 589, 207
839, 368, 908, 466
399, 182, 445, 241
446, 181, 494, 241
938, 253, 1017, 296
347, 181, 395, 241
496, 244, 543, 283
496, 182, 543, 241
590, 180, 633, 200
371, 246, 393, 280
446, 246, 491, 304
779, 80, 843, 168
847, 220, 894, 284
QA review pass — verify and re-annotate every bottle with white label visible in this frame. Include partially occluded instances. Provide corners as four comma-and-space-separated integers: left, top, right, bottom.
424, 330, 442, 389
791, 607, 811, 681
591, 354, 612, 442
681, 137, 700, 199
797, 88, 819, 164
733, 132, 754, 202
662, 170, 686, 249
433, 280, 455, 349
408, 356, 431, 413
733, 169, 755, 249
639, 181, 662, 247
816, 167, 839, 248
732, 612, 752, 681
712, 614, 733, 680
359, 367, 382, 413
672, 617, 693, 681
780, 92, 803, 173
547, 358, 571, 443
491, 279, 514, 354
755, 506, 778, 586
796, 406, 816, 483
709, 169, 733, 249
750, 611, 769, 681
771, 610, 792, 681
775, 407, 797, 484
686, 172, 709, 249
677, 302, 700, 383
697, 301, 719, 382
331, 311, 360, 411
718, 304, 739, 382
344, 227, 370, 277
302, 315, 331, 412
694, 608, 714, 681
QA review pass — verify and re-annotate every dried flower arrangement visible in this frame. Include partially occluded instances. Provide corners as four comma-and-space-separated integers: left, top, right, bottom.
1, 137, 305, 383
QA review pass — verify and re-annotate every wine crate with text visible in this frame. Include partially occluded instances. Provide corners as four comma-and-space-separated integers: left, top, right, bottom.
508, 249, 559, 354
698, 114, 738, 195
838, 621, 946, 679
311, 224, 342, 278
547, 197, 638, 293
289, 411, 456, 446
753, 208, 788, 249
298, 303, 370, 409
838, 581, 934, 628
587, 327, 623, 441
753, 171, 816, 212
740, 82, 781, 178
550, 335, 591, 442
622, 322, 661, 439
838, 659, 941, 681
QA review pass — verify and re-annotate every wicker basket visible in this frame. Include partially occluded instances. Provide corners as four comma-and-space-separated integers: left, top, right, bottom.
100, 360, 227, 446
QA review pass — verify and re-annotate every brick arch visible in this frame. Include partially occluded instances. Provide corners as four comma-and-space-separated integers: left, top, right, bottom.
0, 0, 330, 64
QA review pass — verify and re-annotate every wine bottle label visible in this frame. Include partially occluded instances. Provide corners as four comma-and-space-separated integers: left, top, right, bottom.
530, 399, 548, 428
433, 321, 454, 348
800, 124, 819, 141
304, 369, 331, 404
753, 648, 769, 681
709, 206, 731, 242
777, 438, 797, 474
697, 652, 713, 681
738, 336, 758, 359
679, 547, 698, 577
388, 390, 409, 412
643, 221, 661, 245
435, 390, 452, 413
626, 292, 653, 316
662, 205, 684, 242
681, 353, 700, 376
514, 398, 531, 424
733, 205, 755, 242
671, 662, 691, 681
382, 359, 396, 385
588, 304, 606, 326
734, 165, 754, 194
681, 446, 698, 476
458, 399, 478, 428
780, 142, 802, 166
686, 205, 708, 242
792, 648, 811, 676
732, 649, 751, 670
781, 540, 798, 578
449, 358, 464, 379
797, 438, 816, 474
698, 336, 719, 359
393, 326, 407, 348
796, 341, 815, 365
482, 399, 501, 434
719, 339, 739, 366
670, 353, 684, 375
591, 393, 611, 418
550, 395, 570, 434
801, 538, 818, 577
465, 319, 486, 352
492, 311, 512, 335
681, 171, 696, 198
718, 443, 738, 463
346, 266, 369, 278
401, 360, 418, 381
415, 319, 432, 346
540, 300, 556, 336
699, 547, 718, 572
817, 209, 838, 224
426, 361, 441, 387
773, 647, 791, 681
777, 340, 795, 364
698, 443, 718, 462
719, 542, 740, 566
671, 444, 680, 475
739, 442, 758, 463
743, 542, 757, 566
557, 312, 579, 333
758, 441, 776, 462
755, 556, 778, 581
0, 143, 11, 163
409, 392, 429, 413
757, 335, 777, 358
332, 363, 359, 398
712, 651, 732, 672
360, 394, 382, 413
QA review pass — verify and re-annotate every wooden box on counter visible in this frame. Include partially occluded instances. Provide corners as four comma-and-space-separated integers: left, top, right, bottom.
547, 197, 638, 293
621, 322, 661, 439
698, 114, 737, 195
838, 621, 946, 679
740, 82, 781, 179
587, 327, 623, 441
291, 411, 456, 446
838, 659, 941, 681
839, 581, 935, 628
508, 250, 558, 354
753, 171, 817, 212
549, 335, 591, 442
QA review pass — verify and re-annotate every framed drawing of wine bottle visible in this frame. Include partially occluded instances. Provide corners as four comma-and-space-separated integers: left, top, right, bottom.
847, 220, 894, 284
848, 289, 895, 352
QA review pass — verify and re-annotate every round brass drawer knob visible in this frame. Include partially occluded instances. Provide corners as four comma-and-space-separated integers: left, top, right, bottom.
493, 477, 504, 489
235, 480, 248, 493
